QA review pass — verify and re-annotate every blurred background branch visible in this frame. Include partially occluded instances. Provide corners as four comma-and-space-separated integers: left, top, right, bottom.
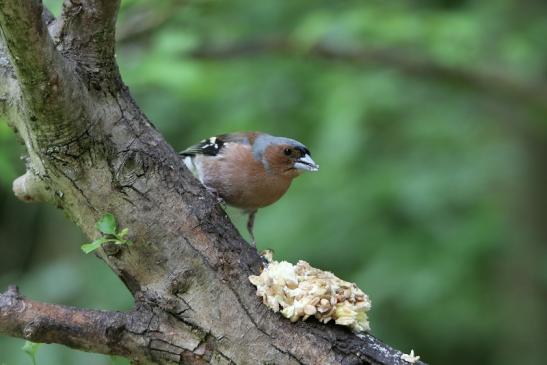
117, 0, 187, 44
187, 38, 547, 115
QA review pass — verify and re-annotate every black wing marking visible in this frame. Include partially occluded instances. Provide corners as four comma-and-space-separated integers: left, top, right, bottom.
179, 136, 226, 157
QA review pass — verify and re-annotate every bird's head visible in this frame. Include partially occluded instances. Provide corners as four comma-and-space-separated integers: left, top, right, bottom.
252, 134, 319, 178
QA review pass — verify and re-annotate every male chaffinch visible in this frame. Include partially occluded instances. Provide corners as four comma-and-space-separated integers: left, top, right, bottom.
180, 132, 319, 245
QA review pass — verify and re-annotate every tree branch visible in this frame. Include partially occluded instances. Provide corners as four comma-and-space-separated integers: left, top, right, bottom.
0, 40, 12, 117
0, 40, 25, 148
0, 1, 87, 147
59, 0, 121, 69
117, 0, 185, 45
0, 0, 56, 90
0, 286, 212, 365
0, 286, 136, 357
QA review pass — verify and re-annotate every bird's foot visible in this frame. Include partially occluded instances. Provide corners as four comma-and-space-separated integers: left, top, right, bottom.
217, 197, 227, 208
259, 249, 274, 267
205, 185, 226, 207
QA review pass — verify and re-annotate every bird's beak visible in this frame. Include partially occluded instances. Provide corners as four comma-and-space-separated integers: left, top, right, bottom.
294, 154, 319, 172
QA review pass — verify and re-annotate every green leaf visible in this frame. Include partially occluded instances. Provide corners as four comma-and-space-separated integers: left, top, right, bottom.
21, 341, 41, 365
81, 213, 132, 254
96, 213, 117, 235
81, 238, 109, 254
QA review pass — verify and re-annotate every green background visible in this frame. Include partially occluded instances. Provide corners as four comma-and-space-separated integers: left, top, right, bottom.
1, 0, 546, 364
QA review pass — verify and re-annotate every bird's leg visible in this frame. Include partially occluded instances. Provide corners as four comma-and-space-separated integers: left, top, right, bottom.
247, 210, 257, 246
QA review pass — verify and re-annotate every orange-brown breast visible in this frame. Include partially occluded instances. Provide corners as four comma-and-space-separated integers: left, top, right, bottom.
195, 143, 295, 210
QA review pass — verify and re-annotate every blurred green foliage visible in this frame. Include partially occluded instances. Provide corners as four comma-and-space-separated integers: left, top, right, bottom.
2, 0, 547, 364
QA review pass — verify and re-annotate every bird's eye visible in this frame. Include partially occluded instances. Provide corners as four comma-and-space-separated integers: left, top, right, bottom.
283, 148, 292, 156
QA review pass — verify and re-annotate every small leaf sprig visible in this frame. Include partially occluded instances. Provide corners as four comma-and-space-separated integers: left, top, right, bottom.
81, 213, 132, 254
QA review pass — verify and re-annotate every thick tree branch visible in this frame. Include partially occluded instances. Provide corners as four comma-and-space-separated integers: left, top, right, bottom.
0, 286, 212, 365
0, 286, 138, 358
59, 0, 120, 72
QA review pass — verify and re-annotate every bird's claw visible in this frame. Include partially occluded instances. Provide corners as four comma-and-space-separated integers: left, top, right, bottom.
259, 249, 273, 267
205, 185, 226, 207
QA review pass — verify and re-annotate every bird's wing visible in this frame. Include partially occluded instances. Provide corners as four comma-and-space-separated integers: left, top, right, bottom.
179, 132, 254, 157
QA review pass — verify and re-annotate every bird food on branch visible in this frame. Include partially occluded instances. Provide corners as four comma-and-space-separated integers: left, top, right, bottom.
249, 255, 371, 332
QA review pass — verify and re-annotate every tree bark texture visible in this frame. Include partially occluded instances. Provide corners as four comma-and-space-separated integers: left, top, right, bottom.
0, 1, 424, 364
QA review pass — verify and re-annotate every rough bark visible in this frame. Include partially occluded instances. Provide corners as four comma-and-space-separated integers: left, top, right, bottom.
0, 1, 424, 364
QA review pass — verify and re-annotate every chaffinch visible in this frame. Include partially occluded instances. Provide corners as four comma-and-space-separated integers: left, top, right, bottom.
180, 132, 319, 245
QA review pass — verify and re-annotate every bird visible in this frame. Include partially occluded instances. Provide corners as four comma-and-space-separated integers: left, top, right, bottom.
180, 132, 319, 245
